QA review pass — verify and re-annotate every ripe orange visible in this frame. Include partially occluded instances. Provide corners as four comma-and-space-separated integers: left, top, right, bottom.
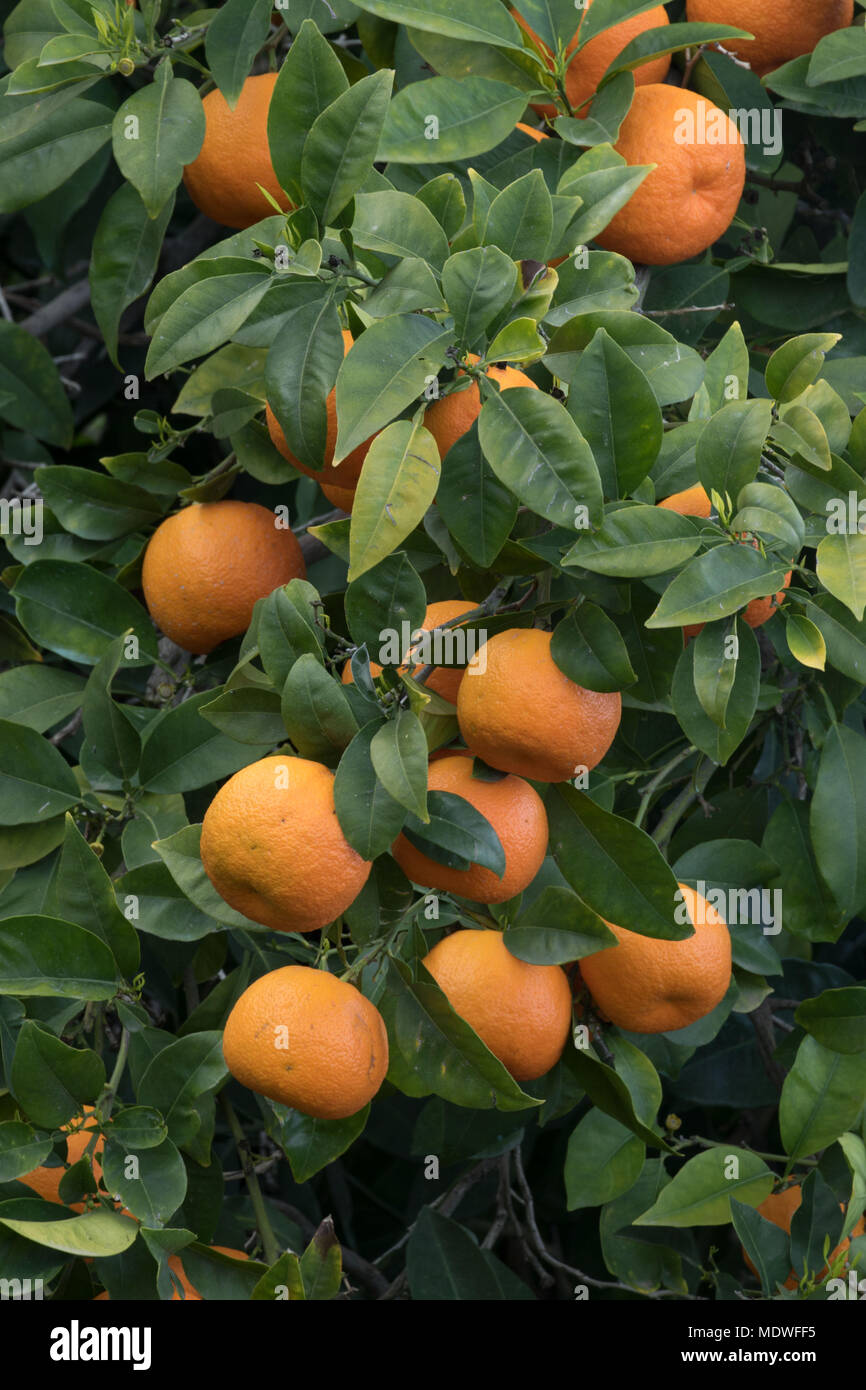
658, 484, 712, 518
141, 500, 305, 654
222, 964, 389, 1118
266, 330, 376, 512
456, 627, 621, 783
183, 73, 292, 229
391, 753, 548, 903
424, 354, 537, 461
342, 599, 477, 704
517, 1, 671, 119
686, 0, 854, 78
579, 883, 732, 1033
594, 85, 746, 266
95, 1247, 249, 1301
200, 755, 371, 933
19, 1106, 103, 1208
742, 1182, 866, 1288
422, 929, 572, 1081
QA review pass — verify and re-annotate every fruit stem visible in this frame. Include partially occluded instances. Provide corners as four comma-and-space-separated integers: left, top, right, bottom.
634, 746, 699, 830
650, 757, 713, 849
220, 1094, 280, 1267
101, 1028, 131, 1119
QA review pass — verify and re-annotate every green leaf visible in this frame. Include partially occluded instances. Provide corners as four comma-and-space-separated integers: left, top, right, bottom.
563, 503, 701, 578
280, 654, 359, 763
139, 689, 272, 794
333, 314, 451, 463
402, 790, 505, 875
370, 710, 429, 820
267, 1101, 369, 1185
566, 327, 662, 498
478, 169, 553, 262
0, 89, 114, 215
441, 246, 518, 350
267, 19, 348, 206
204, 0, 272, 109
695, 398, 773, 505
548, 784, 688, 940
634, 1147, 774, 1227
301, 69, 393, 225
816, 533, 866, 621
477, 384, 603, 532
334, 720, 407, 859
0, 916, 120, 1000
671, 621, 760, 765
13, 560, 159, 666
780, 1036, 866, 1162
35, 465, 164, 540
795, 989, 866, 1056
379, 957, 539, 1111
264, 295, 342, 471
102, 1135, 188, 1225
691, 619, 737, 728
436, 421, 518, 568
10, 1022, 105, 1127
565, 1108, 645, 1211
112, 63, 205, 218
43, 814, 139, 979
81, 639, 141, 784
407, 1207, 532, 1299
506, 885, 615, 965
0, 321, 74, 448
352, 190, 450, 270
810, 723, 866, 920
344, 551, 425, 649
350, 0, 524, 48
137, 1033, 228, 1149
730, 1198, 792, 1294
688, 320, 749, 420
564, 1047, 667, 1149
254, 579, 326, 687
808, 26, 866, 86
379, 76, 526, 164
0, 717, 80, 824
731, 480, 806, 552
348, 420, 441, 580
545, 307, 704, 408
786, 615, 826, 671
765, 333, 841, 402
89, 183, 175, 369
0, 665, 84, 735
0, 1122, 53, 1183
646, 543, 791, 629
550, 603, 636, 693
145, 265, 271, 378
0, 1203, 137, 1258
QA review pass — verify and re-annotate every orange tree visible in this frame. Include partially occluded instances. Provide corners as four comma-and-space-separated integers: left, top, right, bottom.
0, 0, 865, 1304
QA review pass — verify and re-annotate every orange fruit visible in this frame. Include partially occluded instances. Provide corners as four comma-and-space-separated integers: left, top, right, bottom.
456, 627, 621, 783
743, 1182, 866, 1288
342, 599, 477, 704
222, 964, 389, 1119
422, 929, 572, 1081
516, 121, 547, 141
517, 1, 670, 119
579, 883, 732, 1033
141, 500, 305, 655
658, 484, 712, 518
594, 85, 746, 266
266, 330, 376, 512
95, 1247, 249, 1301
200, 755, 371, 933
391, 753, 548, 903
19, 1106, 103, 1208
686, 0, 854, 78
424, 354, 537, 461
183, 73, 292, 229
